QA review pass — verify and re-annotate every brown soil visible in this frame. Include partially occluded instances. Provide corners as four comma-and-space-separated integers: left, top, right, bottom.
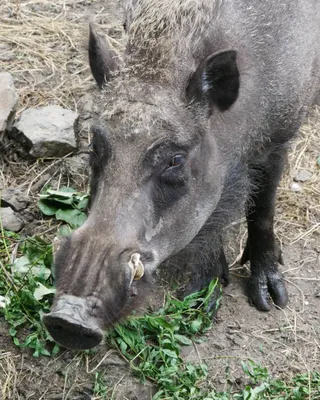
0, 1, 319, 399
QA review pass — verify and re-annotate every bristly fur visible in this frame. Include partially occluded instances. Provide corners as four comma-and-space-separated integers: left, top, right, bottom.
124, 0, 221, 68
98, 1, 227, 123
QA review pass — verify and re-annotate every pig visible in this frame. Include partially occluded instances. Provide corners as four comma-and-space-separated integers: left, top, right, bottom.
44, 0, 320, 350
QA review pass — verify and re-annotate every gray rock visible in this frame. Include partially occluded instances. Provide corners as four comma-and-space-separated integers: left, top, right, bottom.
1, 188, 30, 211
63, 154, 90, 176
11, 105, 78, 158
0, 72, 18, 139
0, 44, 14, 61
79, 93, 95, 119
291, 182, 302, 192
0, 207, 24, 232
30, 173, 51, 193
294, 170, 313, 182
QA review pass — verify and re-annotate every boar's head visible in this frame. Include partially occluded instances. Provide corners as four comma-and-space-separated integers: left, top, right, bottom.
43, 25, 240, 350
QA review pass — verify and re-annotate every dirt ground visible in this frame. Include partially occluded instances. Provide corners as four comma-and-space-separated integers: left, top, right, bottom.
0, 1, 319, 399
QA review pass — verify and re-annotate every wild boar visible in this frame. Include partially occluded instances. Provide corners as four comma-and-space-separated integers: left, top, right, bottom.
44, 0, 320, 350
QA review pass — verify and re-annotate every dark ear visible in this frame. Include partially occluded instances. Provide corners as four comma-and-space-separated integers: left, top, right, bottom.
89, 23, 119, 88
187, 50, 239, 112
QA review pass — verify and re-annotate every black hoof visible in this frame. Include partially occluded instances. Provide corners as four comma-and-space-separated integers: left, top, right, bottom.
248, 271, 288, 311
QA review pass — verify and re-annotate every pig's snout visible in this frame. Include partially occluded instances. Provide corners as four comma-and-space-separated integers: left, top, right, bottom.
44, 313, 102, 350
43, 295, 103, 350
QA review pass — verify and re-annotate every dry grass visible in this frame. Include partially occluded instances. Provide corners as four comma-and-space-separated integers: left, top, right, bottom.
0, 0, 124, 224
276, 106, 320, 244
0, 351, 21, 399
0, 0, 123, 113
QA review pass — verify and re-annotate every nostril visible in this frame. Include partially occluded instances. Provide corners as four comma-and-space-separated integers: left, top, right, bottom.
129, 286, 138, 298
52, 324, 64, 331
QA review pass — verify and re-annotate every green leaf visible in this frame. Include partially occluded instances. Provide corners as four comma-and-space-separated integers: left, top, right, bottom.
33, 283, 56, 300
9, 327, 17, 337
47, 187, 76, 195
76, 197, 89, 210
37, 199, 59, 216
57, 224, 73, 237
161, 349, 178, 358
12, 256, 51, 280
51, 343, 60, 356
119, 340, 128, 354
39, 348, 51, 356
174, 334, 192, 346
190, 317, 203, 333
55, 208, 87, 228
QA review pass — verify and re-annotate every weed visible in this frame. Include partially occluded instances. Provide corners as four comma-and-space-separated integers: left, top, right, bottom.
38, 186, 89, 234
93, 371, 110, 399
106, 279, 222, 399
0, 186, 89, 356
0, 230, 58, 357
232, 361, 320, 400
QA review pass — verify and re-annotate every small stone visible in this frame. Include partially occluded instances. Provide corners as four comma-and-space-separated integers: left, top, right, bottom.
291, 182, 302, 192
1, 188, 30, 211
0, 207, 24, 232
294, 170, 312, 182
211, 341, 226, 351
0, 72, 18, 139
30, 173, 51, 193
79, 93, 95, 119
10, 105, 78, 158
0, 44, 14, 61
100, 353, 126, 367
63, 154, 89, 176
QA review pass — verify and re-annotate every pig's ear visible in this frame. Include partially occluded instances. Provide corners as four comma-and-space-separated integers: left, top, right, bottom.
187, 50, 239, 112
89, 23, 119, 88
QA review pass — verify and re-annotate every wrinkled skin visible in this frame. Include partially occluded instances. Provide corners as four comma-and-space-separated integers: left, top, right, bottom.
44, 0, 320, 350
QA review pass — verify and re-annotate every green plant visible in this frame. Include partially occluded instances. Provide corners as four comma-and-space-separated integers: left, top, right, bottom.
0, 230, 58, 357
38, 186, 89, 234
0, 186, 90, 356
104, 284, 320, 399
93, 371, 110, 399
233, 361, 320, 400
106, 279, 222, 399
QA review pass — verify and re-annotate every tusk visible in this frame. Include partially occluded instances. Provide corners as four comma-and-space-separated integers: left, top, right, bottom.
128, 253, 145, 283
133, 261, 144, 280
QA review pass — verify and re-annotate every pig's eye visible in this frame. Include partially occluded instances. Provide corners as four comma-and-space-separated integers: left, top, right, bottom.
160, 153, 187, 186
156, 153, 188, 205
167, 154, 185, 169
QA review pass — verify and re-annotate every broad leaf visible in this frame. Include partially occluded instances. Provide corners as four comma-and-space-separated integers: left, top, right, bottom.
55, 208, 87, 228
34, 283, 56, 301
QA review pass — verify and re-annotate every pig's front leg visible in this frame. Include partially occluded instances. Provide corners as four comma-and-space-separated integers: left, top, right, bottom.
243, 146, 289, 311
